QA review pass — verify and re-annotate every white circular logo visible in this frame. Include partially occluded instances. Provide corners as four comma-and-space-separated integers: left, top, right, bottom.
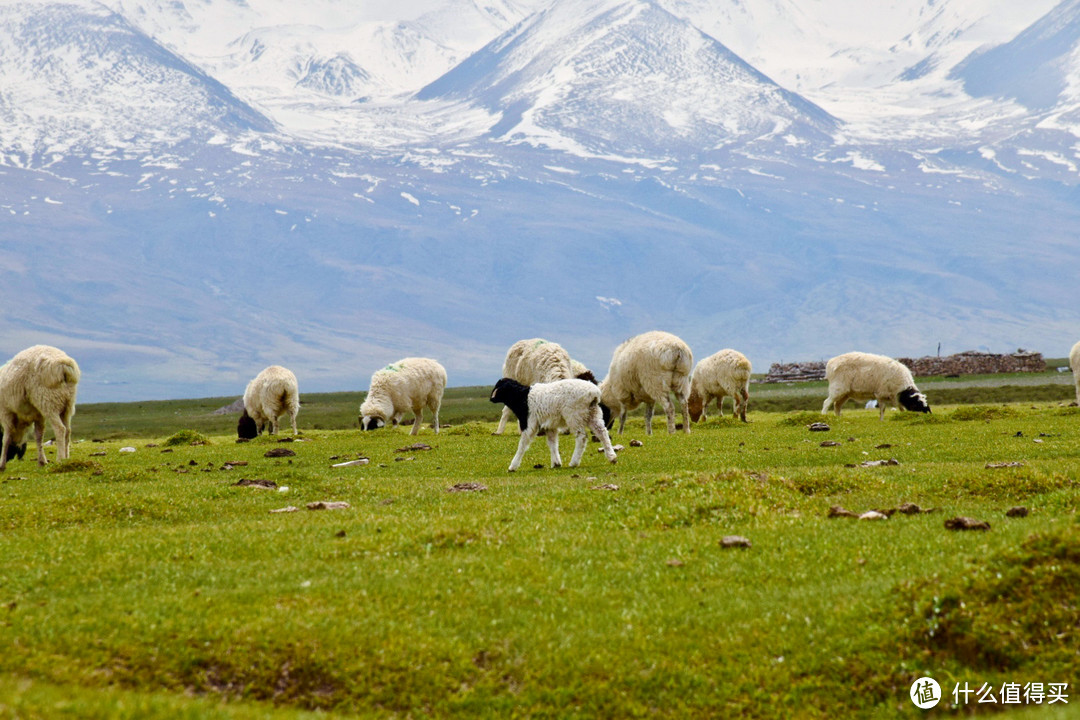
910, 677, 941, 709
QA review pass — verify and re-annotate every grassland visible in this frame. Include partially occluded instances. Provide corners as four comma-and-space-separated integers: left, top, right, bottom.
1, 376, 1078, 718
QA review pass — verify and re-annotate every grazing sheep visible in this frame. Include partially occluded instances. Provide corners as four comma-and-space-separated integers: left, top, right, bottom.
238, 365, 300, 439
494, 338, 575, 434
1071, 341, 1080, 405
3, 442, 26, 464
688, 349, 752, 423
600, 331, 693, 435
489, 377, 617, 471
0, 345, 80, 470
360, 357, 446, 435
821, 351, 931, 420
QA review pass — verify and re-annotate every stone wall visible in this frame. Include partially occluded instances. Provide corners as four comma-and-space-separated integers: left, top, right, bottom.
762, 361, 826, 383
763, 350, 1045, 383
896, 350, 1045, 376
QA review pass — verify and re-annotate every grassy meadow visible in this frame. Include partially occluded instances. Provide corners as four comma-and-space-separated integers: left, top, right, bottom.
1, 376, 1078, 718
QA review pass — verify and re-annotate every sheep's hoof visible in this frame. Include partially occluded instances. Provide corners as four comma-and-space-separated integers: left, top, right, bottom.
507, 467, 517, 473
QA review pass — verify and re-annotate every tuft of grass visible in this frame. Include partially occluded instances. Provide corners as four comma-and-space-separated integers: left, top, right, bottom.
889, 523, 1080, 674
47, 459, 101, 474
777, 410, 825, 427
441, 421, 493, 436
950, 405, 1021, 422
163, 429, 211, 446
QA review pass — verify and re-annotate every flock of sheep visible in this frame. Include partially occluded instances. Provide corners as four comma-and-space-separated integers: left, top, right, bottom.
2, 338, 1079, 473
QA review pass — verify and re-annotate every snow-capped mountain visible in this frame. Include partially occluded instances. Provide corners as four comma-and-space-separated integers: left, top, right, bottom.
0, 0, 272, 166
417, 0, 836, 157
2, 0, 1080, 402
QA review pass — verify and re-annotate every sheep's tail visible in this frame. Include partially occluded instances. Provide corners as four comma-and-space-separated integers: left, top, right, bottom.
39, 356, 81, 388
664, 344, 693, 396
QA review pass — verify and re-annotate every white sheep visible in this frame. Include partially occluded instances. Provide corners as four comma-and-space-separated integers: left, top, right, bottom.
0, 345, 80, 470
600, 331, 693, 435
688, 349, 752, 423
238, 365, 300, 439
360, 357, 446, 435
1071, 340, 1080, 405
821, 351, 931, 420
493, 338, 575, 434
489, 377, 617, 471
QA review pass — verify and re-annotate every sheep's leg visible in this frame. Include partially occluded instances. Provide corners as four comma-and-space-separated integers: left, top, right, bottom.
410, 409, 422, 435
660, 395, 678, 434
617, 409, 627, 435
508, 428, 536, 472
738, 389, 749, 422
33, 419, 46, 466
64, 408, 76, 456
821, 395, 834, 414
569, 431, 588, 467
716, 395, 724, 418
0, 424, 10, 471
545, 430, 562, 468
877, 398, 887, 421
494, 406, 516, 435
643, 404, 654, 435
290, 411, 298, 436
431, 401, 441, 434
832, 395, 848, 417
47, 413, 69, 460
679, 394, 691, 434
589, 409, 617, 463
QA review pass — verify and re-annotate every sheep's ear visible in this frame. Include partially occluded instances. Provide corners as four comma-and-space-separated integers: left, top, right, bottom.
490, 388, 498, 400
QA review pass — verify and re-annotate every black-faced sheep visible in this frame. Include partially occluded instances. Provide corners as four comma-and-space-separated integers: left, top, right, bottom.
238, 365, 300, 439
359, 357, 446, 435
0, 345, 80, 469
1071, 340, 1080, 405
493, 338, 576, 434
688, 349, 752, 423
600, 331, 693, 435
821, 351, 931, 420
489, 377, 617, 472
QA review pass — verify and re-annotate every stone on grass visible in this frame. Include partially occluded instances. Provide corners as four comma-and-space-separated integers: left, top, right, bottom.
945, 516, 991, 531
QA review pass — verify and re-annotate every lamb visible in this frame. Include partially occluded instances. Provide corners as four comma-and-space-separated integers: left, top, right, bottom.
1071, 341, 1080, 405
489, 377, 617, 471
238, 365, 300, 439
0, 345, 80, 470
821, 351, 931, 420
359, 357, 446, 435
600, 331, 693, 435
493, 338, 575, 434
688, 349, 752, 423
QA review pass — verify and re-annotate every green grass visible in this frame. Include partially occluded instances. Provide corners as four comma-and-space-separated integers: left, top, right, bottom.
73, 387, 497, 440
1, 387, 1078, 718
